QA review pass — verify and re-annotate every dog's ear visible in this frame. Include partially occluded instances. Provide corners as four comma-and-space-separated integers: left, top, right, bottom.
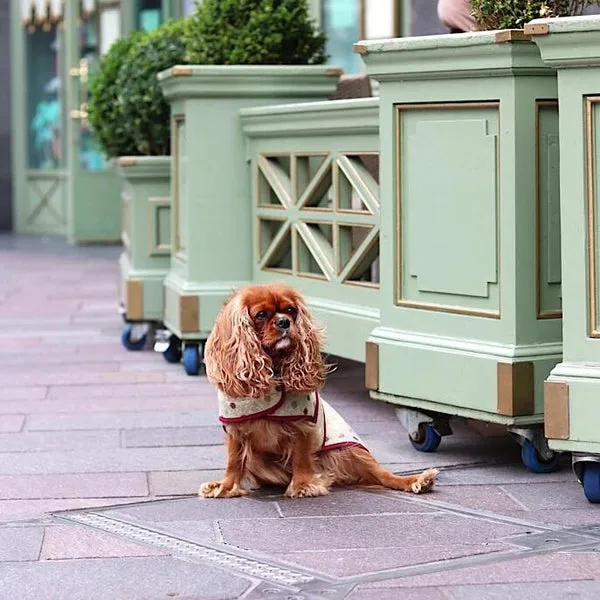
279, 292, 327, 393
204, 293, 273, 399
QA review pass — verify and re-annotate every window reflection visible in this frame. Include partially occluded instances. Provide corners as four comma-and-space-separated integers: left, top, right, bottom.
27, 26, 62, 170
138, 0, 162, 31
322, 0, 362, 74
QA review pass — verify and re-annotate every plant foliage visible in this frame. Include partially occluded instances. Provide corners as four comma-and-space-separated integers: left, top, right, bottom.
470, 0, 594, 30
87, 32, 143, 158
116, 19, 189, 156
185, 0, 327, 65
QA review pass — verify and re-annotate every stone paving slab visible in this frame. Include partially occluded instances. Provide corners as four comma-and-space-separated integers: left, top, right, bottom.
40, 524, 167, 560
0, 527, 44, 561
0, 414, 25, 432
149, 470, 225, 496
0, 472, 149, 500
123, 426, 226, 448
0, 445, 226, 475
0, 556, 252, 600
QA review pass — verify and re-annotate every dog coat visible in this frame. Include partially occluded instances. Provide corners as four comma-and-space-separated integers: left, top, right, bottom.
218, 389, 368, 453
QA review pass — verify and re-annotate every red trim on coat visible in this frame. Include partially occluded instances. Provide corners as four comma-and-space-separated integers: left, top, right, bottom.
219, 390, 287, 424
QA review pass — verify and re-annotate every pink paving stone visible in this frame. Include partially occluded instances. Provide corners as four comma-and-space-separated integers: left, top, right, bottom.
0, 498, 150, 523
0, 371, 165, 387
421, 485, 526, 513
0, 395, 213, 416
45, 382, 213, 400
150, 470, 225, 496
570, 552, 600, 578
0, 472, 149, 500
0, 415, 25, 432
40, 524, 166, 560
277, 544, 511, 578
0, 386, 48, 401
363, 553, 594, 588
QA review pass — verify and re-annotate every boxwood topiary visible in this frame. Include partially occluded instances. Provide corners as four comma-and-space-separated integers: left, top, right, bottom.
116, 19, 189, 156
470, 0, 593, 30
185, 0, 327, 66
87, 31, 143, 159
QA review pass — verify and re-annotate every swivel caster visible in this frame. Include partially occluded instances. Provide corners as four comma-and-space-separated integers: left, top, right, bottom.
396, 408, 452, 454
120, 324, 148, 351
582, 463, 600, 504
162, 337, 182, 364
183, 343, 203, 376
520, 438, 560, 474
409, 423, 442, 453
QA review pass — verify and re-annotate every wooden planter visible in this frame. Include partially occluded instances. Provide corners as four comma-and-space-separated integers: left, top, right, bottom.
357, 30, 563, 471
158, 65, 341, 375
118, 156, 171, 350
527, 15, 600, 501
241, 97, 381, 362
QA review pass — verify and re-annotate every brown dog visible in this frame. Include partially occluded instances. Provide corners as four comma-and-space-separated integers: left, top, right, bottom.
199, 283, 438, 499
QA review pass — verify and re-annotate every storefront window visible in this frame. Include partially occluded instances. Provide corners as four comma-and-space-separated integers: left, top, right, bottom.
27, 26, 63, 170
322, 0, 362, 74
138, 0, 162, 31
79, 18, 106, 172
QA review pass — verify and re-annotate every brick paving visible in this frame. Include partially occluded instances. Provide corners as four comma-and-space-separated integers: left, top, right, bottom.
1, 234, 600, 600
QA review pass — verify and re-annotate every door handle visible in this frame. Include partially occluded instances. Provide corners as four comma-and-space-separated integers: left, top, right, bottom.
69, 58, 89, 125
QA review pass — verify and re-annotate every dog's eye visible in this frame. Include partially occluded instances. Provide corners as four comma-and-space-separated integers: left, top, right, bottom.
286, 307, 297, 316
255, 310, 267, 320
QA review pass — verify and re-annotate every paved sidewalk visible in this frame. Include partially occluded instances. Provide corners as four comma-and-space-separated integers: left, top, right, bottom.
1, 235, 600, 600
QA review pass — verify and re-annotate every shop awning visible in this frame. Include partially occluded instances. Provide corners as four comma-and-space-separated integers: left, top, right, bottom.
22, 0, 97, 29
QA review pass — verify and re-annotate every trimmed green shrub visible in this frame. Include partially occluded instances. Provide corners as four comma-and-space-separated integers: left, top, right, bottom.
117, 19, 189, 156
87, 32, 143, 158
470, 0, 594, 30
185, 0, 327, 66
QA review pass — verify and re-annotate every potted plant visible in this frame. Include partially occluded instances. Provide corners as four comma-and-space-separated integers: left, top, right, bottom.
157, 0, 342, 375
88, 20, 188, 356
524, 10, 600, 502
352, 0, 588, 471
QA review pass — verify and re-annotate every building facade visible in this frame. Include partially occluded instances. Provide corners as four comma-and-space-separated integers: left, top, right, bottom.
7, 0, 443, 238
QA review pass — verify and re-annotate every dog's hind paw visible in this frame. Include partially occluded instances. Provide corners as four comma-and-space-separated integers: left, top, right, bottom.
410, 468, 439, 495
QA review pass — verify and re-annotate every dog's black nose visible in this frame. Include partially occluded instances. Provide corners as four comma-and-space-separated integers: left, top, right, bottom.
276, 317, 290, 330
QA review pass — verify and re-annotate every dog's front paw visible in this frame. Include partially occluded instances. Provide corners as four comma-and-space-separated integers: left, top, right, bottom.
285, 476, 329, 499
198, 480, 249, 498
410, 468, 439, 494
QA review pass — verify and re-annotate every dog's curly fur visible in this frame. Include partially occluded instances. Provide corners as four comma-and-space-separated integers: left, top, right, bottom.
200, 283, 438, 499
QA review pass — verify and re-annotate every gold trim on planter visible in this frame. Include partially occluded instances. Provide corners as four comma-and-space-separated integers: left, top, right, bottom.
171, 66, 193, 77
544, 381, 569, 440
394, 102, 501, 319
180, 295, 199, 334
497, 361, 534, 417
365, 341, 379, 391
523, 22, 550, 36
535, 99, 562, 320
586, 97, 600, 337
172, 115, 186, 262
494, 30, 531, 43
126, 280, 143, 321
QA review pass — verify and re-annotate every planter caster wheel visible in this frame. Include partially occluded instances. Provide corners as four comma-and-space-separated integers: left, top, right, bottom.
409, 423, 442, 453
120, 324, 147, 351
162, 338, 182, 364
183, 344, 202, 376
582, 463, 600, 504
521, 439, 560, 474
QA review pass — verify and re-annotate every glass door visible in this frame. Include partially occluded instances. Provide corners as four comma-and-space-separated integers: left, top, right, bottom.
65, 0, 123, 243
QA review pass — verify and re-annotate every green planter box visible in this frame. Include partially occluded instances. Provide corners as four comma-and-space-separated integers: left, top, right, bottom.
357, 30, 563, 468
118, 156, 171, 333
157, 65, 341, 373
527, 15, 600, 500
241, 97, 380, 362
